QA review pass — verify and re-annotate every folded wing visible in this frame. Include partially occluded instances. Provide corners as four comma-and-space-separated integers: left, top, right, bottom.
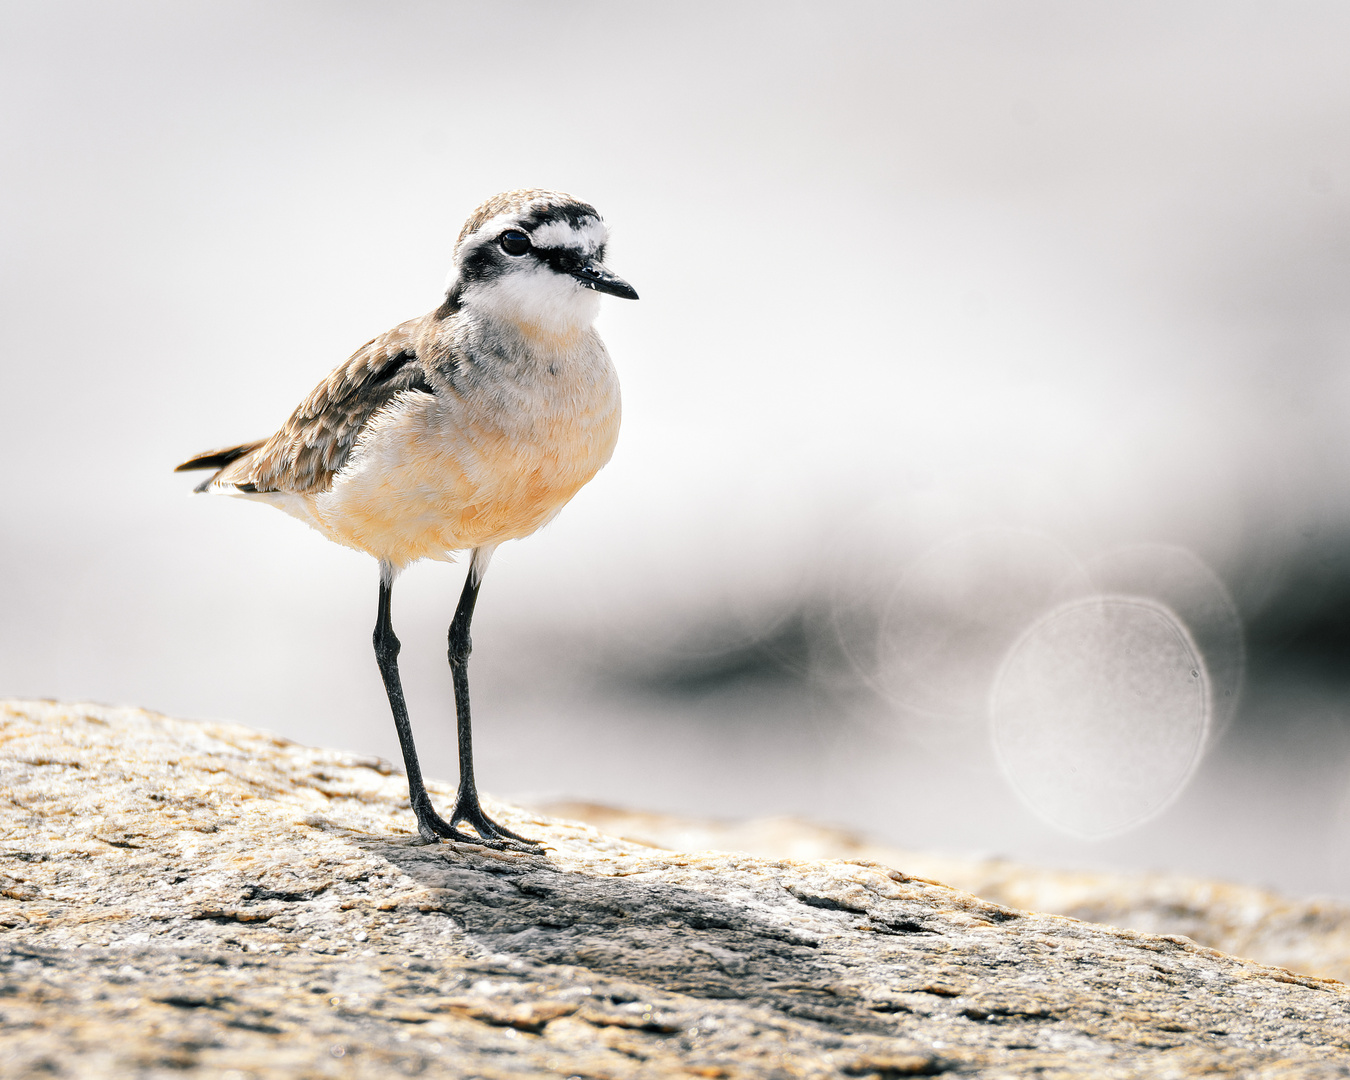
175, 318, 437, 495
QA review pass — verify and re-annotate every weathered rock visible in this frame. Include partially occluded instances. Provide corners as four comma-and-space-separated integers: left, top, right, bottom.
2, 699, 1348, 1079
540, 802, 1350, 986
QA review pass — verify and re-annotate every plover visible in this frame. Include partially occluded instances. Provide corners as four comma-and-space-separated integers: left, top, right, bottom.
176, 189, 638, 847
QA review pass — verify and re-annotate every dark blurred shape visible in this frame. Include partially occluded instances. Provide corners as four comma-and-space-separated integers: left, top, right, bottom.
1244, 527, 1350, 677
602, 599, 851, 700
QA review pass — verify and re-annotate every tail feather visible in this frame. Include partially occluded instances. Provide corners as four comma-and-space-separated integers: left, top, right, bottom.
175, 440, 265, 493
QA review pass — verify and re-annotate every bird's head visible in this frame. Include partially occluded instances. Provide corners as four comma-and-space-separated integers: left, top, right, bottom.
446, 189, 638, 333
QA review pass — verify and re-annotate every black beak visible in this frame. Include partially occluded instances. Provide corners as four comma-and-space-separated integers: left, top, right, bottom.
569, 261, 639, 300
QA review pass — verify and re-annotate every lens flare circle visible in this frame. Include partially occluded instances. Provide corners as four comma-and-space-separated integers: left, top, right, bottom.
991, 595, 1210, 838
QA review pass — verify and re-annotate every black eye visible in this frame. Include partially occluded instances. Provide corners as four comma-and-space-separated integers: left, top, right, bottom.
499, 229, 531, 256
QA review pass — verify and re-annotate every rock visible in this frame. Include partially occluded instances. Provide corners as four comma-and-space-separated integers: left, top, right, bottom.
539, 802, 1350, 986
1, 698, 1347, 1079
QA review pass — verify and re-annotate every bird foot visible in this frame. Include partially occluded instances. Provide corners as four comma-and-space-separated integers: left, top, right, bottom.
413, 798, 541, 851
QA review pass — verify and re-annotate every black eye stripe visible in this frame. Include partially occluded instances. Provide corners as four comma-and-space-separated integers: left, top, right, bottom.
458, 210, 602, 290
529, 246, 585, 274
458, 242, 587, 285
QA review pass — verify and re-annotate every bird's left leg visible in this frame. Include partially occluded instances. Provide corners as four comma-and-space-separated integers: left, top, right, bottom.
446, 546, 540, 847
372, 562, 460, 844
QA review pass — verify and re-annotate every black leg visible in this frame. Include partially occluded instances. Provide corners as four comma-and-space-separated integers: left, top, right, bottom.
445, 560, 539, 847
373, 570, 459, 843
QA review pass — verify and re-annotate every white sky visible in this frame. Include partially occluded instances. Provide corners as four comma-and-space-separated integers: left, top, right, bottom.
3, 1, 1350, 893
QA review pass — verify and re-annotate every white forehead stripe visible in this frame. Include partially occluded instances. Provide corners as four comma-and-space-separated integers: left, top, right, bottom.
457, 211, 608, 264
529, 218, 607, 254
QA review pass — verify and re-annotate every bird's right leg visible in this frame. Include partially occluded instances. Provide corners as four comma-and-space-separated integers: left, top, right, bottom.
444, 549, 540, 848
372, 564, 459, 844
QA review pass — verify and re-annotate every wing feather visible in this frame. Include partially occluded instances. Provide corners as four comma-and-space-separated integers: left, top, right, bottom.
190, 316, 438, 495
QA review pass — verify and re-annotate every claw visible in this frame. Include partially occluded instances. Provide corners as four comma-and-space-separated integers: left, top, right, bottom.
411, 797, 540, 850
448, 799, 542, 849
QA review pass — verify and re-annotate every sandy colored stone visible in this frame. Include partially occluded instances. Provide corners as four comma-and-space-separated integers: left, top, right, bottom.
539, 802, 1350, 986
2, 699, 1349, 1079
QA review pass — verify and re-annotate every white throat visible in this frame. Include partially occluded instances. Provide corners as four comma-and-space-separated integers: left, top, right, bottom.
457, 263, 602, 333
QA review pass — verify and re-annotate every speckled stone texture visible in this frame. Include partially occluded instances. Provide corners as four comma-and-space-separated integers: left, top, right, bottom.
2, 700, 1348, 1079
538, 803, 1350, 986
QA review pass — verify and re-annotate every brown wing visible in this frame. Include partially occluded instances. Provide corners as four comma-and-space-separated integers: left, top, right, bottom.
191, 316, 437, 496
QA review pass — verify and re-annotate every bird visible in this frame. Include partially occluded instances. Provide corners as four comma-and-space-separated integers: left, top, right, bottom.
175, 189, 638, 848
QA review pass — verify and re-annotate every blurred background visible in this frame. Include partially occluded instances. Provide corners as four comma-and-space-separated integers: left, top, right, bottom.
3, 2, 1350, 897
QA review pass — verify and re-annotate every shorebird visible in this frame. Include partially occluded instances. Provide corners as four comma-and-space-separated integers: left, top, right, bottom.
176, 189, 638, 847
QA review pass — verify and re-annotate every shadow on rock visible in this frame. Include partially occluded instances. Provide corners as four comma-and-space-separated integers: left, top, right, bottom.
359, 837, 899, 1035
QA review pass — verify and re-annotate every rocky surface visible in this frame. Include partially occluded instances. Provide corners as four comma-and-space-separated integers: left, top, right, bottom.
2, 699, 1348, 1079
540, 803, 1350, 986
